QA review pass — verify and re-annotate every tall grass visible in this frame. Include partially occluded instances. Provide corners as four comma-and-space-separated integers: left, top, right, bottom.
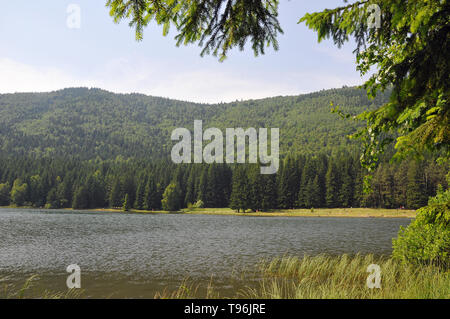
1, 275, 83, 299
161, 254, 449, 299
241, 254, 449, 299
3, 255, 448, 299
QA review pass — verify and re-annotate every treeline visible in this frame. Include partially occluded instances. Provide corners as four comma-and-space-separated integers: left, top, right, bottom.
0, 152, 447, 211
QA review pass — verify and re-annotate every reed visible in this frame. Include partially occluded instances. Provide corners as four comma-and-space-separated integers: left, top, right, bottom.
1, 275, 84, 299
163, 254, 449, 299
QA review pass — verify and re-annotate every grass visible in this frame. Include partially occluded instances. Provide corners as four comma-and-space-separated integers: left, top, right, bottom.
1, 275, 83, 299
1, 206, 416, 218
158, 254, 449, 299
93, 207, 416, 218
245, 254, 449, 299
2, 255, 448, 299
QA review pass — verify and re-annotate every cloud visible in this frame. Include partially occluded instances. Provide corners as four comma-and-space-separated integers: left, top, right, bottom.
0, 57, 367, 103
0, 58, 96, 93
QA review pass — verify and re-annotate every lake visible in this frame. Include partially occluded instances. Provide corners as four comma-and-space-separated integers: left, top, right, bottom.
0, 208, 411, 298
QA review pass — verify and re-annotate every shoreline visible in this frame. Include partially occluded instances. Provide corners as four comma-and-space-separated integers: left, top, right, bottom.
0, 206, 416, 218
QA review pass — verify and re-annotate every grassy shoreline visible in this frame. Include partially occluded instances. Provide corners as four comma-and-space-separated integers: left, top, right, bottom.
159, 254, 449, 299
0, 206, 416, 218
4, 254, 447, 299
94, 207, 416, 218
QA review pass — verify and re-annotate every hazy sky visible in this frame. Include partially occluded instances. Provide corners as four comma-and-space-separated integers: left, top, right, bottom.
0, 0, 367, 103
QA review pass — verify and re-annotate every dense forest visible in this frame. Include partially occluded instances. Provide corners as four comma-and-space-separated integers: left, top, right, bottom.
0, 87, 447, 211
0, 152, 446, 211
0, 87, 391, 158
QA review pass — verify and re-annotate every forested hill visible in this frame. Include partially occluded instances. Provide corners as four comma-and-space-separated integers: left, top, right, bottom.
0, 87, 391, 159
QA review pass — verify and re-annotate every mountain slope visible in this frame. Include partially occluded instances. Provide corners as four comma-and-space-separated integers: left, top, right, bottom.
0, 87, 391, 159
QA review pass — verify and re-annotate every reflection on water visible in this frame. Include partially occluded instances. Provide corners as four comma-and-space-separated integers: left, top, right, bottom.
0, 208, 411, 298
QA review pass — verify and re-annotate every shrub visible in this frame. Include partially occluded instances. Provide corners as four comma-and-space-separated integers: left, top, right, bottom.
193, 200, 204, 208
393, 186, 450, 268
161, 183, 182, 211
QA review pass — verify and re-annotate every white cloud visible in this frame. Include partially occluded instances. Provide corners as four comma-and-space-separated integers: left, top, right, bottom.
0, 58, 96, 93
0, 57, 367, 103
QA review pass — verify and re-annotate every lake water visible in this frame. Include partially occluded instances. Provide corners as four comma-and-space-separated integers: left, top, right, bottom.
0, 208, 411, 298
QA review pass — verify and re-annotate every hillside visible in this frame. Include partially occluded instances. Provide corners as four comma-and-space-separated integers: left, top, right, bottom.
0, 86, 446, 212
0, 87, 391, 160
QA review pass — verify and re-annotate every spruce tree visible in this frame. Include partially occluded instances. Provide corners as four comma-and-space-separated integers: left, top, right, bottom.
134, 179, 146, 209
406, 161, 428, 209
197, 167, 208, 205
229, 166, 250, 212
261, 173, 278, 211
394, 161, 409, 208
379, 166, 395, 208
184, 167, 197, 206
144, 177, 160, 210
279, 156, 300, 209
248, 165, 262, 211
0, 182, 11, 206
72, 186, 89, 209
339, 160, 355, 208
109, 179, 122, 208
305, 175, 321, 208
325, 161, 339, 208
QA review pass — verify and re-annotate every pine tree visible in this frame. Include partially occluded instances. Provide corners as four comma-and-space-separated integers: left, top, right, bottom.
394, 161, 409, 208
205, 164, 218, 207
72, 186, 89, 209
352, 156, 363, 207
339, 159, 355, 208
109, 179, 122, 208
279, 156, 300, 209
134, 178, 146, 209
379, 166, 395, 208
0, 182, 11, 206
173, 166, 186, 209
277, 160, 289, 208
248, 165, 262, 211
298, 157, 316, 208
57, 176, 72, 208
184, 167, 197, 206
87, 171, 106, 208
197, 167, 208, 205
315, 154, 328, 207
229, 166, 250, 212
28, 175, 45, 207
261, 173, 277, 211
144, 177, 161, 210
305, 175, 321, 208
122, 176, 136, 209
46, 187, 59, 208
406, 161, 428, 209
325, 161, 339, 207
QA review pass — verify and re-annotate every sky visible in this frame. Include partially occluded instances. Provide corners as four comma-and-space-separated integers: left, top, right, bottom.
0, 0, 368, 103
